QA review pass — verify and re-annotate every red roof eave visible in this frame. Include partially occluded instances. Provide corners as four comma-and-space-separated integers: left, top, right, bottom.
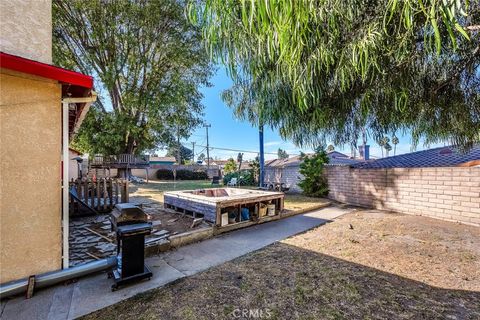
0, 52, 93, 89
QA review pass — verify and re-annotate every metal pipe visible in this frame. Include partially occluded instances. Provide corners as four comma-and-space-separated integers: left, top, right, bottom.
0, 257, 116, 299
62, 101, 70, 269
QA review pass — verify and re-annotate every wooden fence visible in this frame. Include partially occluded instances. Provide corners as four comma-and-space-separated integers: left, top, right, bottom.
69, 177, 129, 215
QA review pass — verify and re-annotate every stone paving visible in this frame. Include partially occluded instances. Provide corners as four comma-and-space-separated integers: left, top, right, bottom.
69, 215, 116, 266
68, 202, 211, 266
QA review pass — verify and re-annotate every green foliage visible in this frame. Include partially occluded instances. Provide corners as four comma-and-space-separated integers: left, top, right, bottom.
223, 158, 237, 174
298, 148, 330, 197
156, 169, 174, 180
54, 0, 213, 155
198, 153, 206, 162
156, 169, 208, 180
189, 0, 479, 150
277, 148, 289, 159
166, 144, 193, 164
250, 156, 260, 184
223, 170, 255, 186
327, 145, 335, 152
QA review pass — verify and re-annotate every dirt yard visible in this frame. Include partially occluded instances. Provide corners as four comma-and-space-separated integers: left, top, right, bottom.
82, 209, 480, 319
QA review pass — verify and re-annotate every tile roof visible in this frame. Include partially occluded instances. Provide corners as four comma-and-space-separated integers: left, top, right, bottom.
265, 151, 361, 168
351, 145, 480, 169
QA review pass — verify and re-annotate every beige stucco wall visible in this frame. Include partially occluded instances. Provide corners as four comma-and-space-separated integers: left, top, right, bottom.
0, 69, 62, 283
0, 0, 52, 63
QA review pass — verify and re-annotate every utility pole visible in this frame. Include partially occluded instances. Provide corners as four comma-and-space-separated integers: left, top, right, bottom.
204, 124, 211, 169
192, 141, 195, 163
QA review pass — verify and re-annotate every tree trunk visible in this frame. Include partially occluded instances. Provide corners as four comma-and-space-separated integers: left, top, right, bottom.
117, 168, 132, 180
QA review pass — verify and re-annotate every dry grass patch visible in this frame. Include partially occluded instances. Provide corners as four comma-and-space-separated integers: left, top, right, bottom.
82, 209, 480, 320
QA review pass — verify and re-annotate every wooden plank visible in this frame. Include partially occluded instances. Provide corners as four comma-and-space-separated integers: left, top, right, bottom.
84, 227, 113, 243
217, 194, 284, 208
85, 252, 101, 260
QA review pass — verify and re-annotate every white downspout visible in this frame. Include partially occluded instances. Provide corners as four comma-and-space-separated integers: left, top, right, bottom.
62, 101, 70, 269
61, 93, 97, 269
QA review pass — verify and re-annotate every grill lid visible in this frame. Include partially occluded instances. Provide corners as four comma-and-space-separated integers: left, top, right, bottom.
110, 203, 148, 227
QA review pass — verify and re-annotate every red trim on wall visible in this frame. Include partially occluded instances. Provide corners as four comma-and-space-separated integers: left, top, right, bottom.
0, 52, 93, 88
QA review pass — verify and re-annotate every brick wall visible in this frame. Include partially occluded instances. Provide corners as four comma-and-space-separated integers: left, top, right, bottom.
326, 166, 480, 226
265, 165, 479, 226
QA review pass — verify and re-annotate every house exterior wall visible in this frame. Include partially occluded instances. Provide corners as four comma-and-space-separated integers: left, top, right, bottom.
326, 166, 480, 226
265, 166, 303, 192
0, 0, 52, 64
0, 70, 62, 283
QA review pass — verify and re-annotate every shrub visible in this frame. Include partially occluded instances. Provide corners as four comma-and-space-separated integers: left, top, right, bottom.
223, 170, 255, 186
156, 169, 174, 180
298, 147, 329, 197
156, 169, 208, 180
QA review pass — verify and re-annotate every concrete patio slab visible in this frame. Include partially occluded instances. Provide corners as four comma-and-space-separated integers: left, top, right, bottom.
0, 205, 352, 320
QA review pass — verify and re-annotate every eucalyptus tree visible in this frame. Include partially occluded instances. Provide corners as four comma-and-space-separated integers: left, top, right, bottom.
53, 0, 213, 157
189, 0, 479, 149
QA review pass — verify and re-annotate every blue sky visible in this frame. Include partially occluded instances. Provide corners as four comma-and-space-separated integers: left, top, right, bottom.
161, 67, 445, 161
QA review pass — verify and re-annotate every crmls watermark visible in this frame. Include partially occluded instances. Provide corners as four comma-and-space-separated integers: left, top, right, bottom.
230, 308, 272, 319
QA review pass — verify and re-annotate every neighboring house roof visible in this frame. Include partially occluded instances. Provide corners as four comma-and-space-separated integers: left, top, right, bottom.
327, 150, 349, 158
239, 161, 252, 170
265, 152, 361, 168
212, 160, 229, 166
351, 145, 480, 169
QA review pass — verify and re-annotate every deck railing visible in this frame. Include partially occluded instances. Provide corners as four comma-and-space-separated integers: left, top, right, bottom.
69, 177, 129, 215
90, 154, 150, 168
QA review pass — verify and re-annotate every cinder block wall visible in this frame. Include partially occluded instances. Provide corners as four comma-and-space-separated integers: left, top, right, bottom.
326, 166, 480, 226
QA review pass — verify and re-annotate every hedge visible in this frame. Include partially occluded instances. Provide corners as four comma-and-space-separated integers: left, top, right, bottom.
156, 169, 208, 180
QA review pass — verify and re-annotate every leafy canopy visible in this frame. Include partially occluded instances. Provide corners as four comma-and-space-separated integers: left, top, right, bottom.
223, 158, 237, 174
54, 0, 213, 155
189, 0, 479, 149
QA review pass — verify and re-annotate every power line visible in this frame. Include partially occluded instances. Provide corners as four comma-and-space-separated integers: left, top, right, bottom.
195, 144, 299, 156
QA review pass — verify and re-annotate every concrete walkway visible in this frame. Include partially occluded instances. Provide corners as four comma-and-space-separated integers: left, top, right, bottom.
1, 206, 352, 320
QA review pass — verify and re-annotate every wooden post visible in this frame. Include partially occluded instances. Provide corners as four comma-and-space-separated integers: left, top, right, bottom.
96, 179, 101, 211
115, 181, 119, 204
84, 180, 89, 206
121, 180, 129, 203
108, 179, 113, 210
103, 178, 107, 211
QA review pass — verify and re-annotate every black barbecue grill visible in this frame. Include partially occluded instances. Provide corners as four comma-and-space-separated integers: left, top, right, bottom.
109, 203, 152, 291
